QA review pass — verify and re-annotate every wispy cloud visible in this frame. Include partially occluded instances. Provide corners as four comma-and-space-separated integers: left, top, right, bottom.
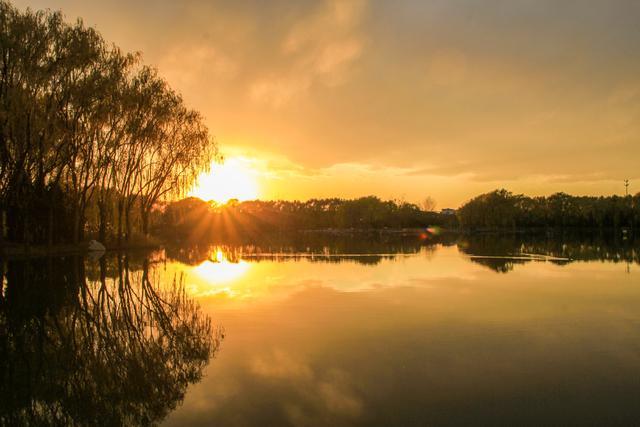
250, 0, 366, 107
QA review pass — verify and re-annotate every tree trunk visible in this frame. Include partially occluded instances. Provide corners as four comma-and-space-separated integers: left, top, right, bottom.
98, 199, 107, 244
47, 205, 54, 247
78, 210, 85, 242
0, 259, 4, 303
23, 211, 30, 253
141, 206, 149, 237
125, 206, 131, 242
0, 208, 5, 247
72, 207, 80, 245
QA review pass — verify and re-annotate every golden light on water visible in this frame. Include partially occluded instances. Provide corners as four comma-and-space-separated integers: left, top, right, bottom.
178, 245, 479, 301
194, 250, 250, 285
190, 157, 259, 204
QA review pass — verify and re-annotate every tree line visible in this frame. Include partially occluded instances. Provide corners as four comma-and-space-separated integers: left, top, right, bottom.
0, 1, 216, 247
457, 189, 640, 230
159, 189, 640, 242
158, 196, 455, 242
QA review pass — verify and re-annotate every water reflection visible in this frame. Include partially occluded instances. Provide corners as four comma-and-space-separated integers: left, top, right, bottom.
158, 232, 639, 302
458, 232, 639, 272
164, 232, 446, 267
2, 233, 638, 425
0, 254, 222, 425
194, 249, 251, 284
165, 231, 639, 271
163, 233, 640, 426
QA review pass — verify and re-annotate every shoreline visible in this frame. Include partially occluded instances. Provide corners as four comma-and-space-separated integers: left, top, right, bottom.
1, 226, 634, 258
0, 241, 161, 259
301, 226, 633, 235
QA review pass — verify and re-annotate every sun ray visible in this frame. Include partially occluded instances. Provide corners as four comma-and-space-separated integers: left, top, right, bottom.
190, 157, 259, 204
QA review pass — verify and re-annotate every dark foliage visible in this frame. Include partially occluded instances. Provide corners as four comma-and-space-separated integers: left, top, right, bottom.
0, 1, 215, 247
158, 196, 456, 243
457, 189, 640, 230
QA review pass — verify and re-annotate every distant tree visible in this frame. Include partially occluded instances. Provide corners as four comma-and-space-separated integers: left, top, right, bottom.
457, 189, 640, 230
421, 196, 437, 212
158, 196, 454, 240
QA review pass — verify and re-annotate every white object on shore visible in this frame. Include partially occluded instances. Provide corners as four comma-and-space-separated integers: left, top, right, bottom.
88, 240, 106, 251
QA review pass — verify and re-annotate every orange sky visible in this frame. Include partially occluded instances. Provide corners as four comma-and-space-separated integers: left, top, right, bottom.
14, 0, 640, 207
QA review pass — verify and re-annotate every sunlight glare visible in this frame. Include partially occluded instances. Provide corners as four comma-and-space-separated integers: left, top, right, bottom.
190, 157, 259, 203
194, 250, 250, 285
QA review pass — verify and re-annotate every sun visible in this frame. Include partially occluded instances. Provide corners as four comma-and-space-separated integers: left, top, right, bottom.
190, 157, 259, 203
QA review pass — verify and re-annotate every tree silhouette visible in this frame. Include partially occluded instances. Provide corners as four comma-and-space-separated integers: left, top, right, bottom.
0, 0, 216, 247
457, 189, 640, 230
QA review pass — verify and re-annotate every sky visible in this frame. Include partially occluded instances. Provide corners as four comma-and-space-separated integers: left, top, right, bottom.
14, 0, 640, 207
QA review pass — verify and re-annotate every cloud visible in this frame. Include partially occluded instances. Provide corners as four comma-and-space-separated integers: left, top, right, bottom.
159, 44, 237, 89
12, 0, 640, 204
249, 0, 366, 107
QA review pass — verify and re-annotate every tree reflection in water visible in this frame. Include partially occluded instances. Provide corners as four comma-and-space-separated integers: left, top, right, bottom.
458, 232, 639, 273
163, 231, 639, 273
0, 254, 222, 426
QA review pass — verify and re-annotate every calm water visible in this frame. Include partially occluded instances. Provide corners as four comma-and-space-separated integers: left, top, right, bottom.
2, 233, 639, 425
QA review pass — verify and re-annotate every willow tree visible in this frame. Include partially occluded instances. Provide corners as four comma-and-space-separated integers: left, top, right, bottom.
0, 0, 217, 246
109, 66, 215, 242
0, 3, 66, 244
135, 81, 214, 236
92, 50, 138, 244
54, 21, 134, 244
0, 2, 129, 244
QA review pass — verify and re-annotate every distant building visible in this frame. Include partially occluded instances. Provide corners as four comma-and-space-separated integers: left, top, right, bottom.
440, 208, 456, 216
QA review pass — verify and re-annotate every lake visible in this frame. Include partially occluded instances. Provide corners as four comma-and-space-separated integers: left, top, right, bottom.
1, 232, 639, 425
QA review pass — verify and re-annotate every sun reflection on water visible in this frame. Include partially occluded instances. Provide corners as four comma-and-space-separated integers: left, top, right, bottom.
190, 250, 251, 297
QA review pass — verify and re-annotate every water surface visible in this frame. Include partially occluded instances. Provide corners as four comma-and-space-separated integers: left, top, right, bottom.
2, 233, 639, 425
